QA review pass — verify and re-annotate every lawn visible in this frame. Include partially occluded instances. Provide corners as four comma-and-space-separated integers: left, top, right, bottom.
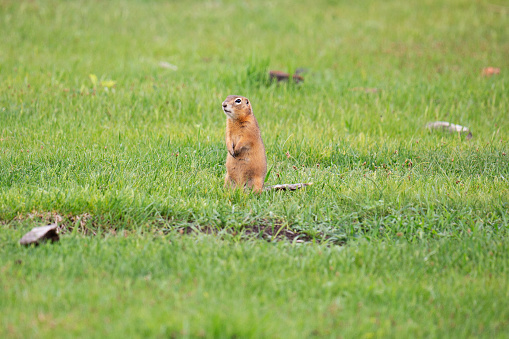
1, 0, 508, 337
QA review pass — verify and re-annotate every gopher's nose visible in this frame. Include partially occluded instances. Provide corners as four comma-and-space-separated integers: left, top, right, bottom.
222, 103, 227, 108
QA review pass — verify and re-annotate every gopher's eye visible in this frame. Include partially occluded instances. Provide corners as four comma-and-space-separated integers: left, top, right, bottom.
235, 98, 242, 104
246, 100, 249, 105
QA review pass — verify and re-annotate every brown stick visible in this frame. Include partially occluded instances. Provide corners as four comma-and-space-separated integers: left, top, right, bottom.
269, 70, 304, 83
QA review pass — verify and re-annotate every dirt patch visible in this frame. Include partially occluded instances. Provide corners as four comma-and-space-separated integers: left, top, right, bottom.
239, 222, 314, 242
171, 220, 318, 243
8, 212, 339, 244
12, 211, 96, 235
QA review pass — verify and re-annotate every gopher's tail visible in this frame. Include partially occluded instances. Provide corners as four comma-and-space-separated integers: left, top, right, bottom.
263, 183, 313, 192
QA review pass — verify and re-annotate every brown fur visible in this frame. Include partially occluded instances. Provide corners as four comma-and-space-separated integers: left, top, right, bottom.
222, 95, 267, 193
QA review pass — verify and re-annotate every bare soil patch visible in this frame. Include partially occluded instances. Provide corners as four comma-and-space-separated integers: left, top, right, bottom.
7, 212, 337, 244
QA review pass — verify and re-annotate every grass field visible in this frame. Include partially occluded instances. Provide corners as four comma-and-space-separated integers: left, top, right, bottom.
1, 0, 508, 337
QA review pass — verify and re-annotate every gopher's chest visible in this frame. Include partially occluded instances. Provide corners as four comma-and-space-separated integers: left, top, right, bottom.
227, 130, 242, 147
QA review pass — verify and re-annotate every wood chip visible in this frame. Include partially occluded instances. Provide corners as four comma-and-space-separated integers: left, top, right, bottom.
426, 121, 472, 139
264, 183, 313, 191
158, 61, 178, 70
19, 224, 59, 246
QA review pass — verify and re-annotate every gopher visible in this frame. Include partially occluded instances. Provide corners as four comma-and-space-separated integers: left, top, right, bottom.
222, 95, 267, 193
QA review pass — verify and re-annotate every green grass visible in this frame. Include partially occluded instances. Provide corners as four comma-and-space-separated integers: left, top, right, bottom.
2, 230, 509, 338
1, 0, 508, 337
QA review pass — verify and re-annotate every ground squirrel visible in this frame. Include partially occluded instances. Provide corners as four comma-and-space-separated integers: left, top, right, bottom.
222, 95, 267, 193
221, 95, 312, 193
